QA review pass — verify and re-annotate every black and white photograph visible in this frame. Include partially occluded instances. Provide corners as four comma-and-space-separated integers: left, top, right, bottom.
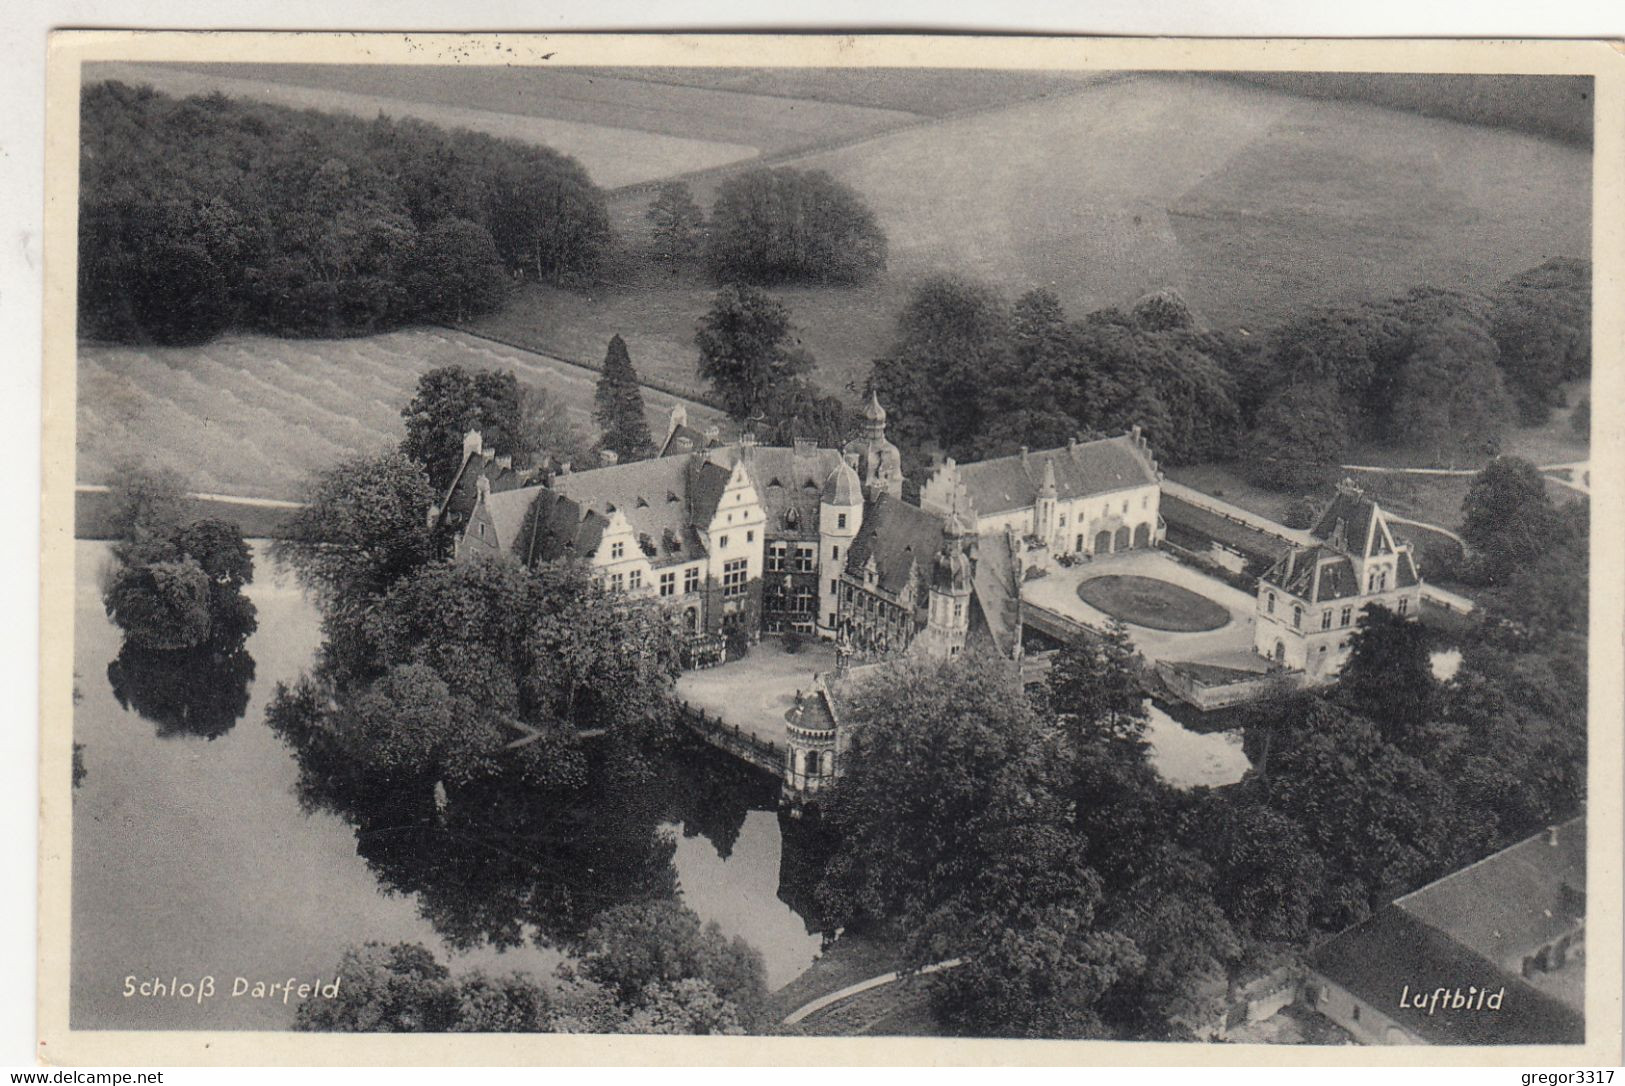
35, 32, 1621, 1064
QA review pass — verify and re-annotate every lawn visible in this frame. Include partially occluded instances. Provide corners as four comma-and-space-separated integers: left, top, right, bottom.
76, 327, 723, 500
1077, 575, 1233, 632
477, 71, 1589, 407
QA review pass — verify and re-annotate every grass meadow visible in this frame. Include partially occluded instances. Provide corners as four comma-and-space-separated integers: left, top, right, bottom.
76, 328, 722, 500
472, 73, 1590, 403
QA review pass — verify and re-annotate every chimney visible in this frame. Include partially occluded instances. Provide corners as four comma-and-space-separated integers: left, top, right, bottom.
462, 430, 484, 463
558, 460, 571, 475
794, 437, 816, 457
703, 424, 721, 444
495, 454, 512, 471
601, 449, 620, 467
1131, 424, 1143, 447
1547, 825, 1560, 847
1068, 436, 1077, 450
668, 403, 688, 439
476, 474, 491, 499
1019, 446, 1029, 466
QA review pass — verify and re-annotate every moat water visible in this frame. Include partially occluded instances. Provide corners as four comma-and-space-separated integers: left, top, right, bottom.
70, 541, 823, 1030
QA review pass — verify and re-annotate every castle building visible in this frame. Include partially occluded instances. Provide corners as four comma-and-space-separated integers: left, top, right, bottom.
1253, 482, 1423, 680
918, 428, 1163, 557
437, 397, 1023, 666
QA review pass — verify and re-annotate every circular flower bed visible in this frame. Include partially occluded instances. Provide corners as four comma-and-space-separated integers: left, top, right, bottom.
1075, 575, 1231, 632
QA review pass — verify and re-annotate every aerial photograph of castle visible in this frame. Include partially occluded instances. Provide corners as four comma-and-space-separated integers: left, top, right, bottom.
64, 50, 1592, 1049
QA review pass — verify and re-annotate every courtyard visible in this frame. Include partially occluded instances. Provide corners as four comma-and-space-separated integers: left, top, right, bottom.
1023, 548, 1266, 671
676, 637, 838, 747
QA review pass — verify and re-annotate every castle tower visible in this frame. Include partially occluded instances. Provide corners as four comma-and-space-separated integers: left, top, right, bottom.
1035, 458, 1058, 547
783, 687, 838, 813
818, 457, 863, 637
843, 390, 904, 500
920, 490, 974, 658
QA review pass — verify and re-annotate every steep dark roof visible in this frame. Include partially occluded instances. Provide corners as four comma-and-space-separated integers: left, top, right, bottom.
1262, 546, 1357, 604
1396, 817, 1585, 984
688, 459, 734, 526
846, 493, 944, 597
659, 423, 712, 458
549, 455, 706, 567
738, 445, 846, 534
1396, 549, 1421, 588
1312, 489, 1382, 557
1310, 905, 1584, 1045
956, 435, 1158, 516
969, 531, 1022, 659
522, 490, 608, 566
483, 485, 546, 555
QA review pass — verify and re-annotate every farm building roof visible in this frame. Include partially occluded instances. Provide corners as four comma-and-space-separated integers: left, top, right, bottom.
1159, 493, 1292, 563
1309, 904, 1584, 1045
1394, 816, 1585, 996
954, 433, 1159, 516
1310, 816, 1588, 1042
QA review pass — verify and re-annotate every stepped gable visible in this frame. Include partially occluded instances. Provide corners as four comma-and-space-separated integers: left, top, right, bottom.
845, 492, 945, 597
955, 433, 1160, 516
550, 453, 708, 567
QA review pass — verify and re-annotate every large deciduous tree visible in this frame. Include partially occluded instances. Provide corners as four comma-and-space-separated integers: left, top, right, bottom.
704, 167, 886, 286
694, 284, 814, 421
401, 218, 509, 324
274, 450, 438, 617
1489, 257, 1591, 424
1391, 317, 1514, 464
1334, 603, 1438, 747
645, 181, 705, 266
1242, 382, 1351, 492
400, 366, 531, 493
593, 335, 657, 463
1460, 456, 1560, 586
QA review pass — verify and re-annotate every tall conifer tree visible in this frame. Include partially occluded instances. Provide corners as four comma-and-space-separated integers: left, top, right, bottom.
594, 335, 656, 463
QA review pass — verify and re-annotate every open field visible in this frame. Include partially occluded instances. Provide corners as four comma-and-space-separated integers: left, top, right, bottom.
476, 72, 1589, 403
155, 62, 932, 164
87, 62, 759, 189
586, 66, 1119, 119
76, 328, 723, 500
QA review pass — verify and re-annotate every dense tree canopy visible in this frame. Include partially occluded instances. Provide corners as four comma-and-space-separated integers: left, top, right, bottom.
80, 81, 610, 344
1460, 456, 1560, 585
704, 167, 886, 286
694, 284, 815, 421
1489, 257, 1591, 424
870, 281, 1243, 467
401, 366, 533, 494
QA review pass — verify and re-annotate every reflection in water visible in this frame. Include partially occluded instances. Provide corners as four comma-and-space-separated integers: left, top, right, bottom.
74, 541, 830, 1029
107, 639, 256, 740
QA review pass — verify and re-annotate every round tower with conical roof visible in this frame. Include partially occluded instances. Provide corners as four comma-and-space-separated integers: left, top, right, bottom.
843, 390, 904, 500
818, 457, 863, 636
